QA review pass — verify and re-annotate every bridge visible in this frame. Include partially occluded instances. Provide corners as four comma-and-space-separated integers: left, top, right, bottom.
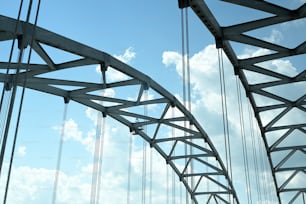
0, 0, 305, 203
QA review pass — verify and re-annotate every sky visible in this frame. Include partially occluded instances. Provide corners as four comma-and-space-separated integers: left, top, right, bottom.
0, 0, 305, 204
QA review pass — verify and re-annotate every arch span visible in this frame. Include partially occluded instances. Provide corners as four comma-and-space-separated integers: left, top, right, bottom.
0, 15, 239, 204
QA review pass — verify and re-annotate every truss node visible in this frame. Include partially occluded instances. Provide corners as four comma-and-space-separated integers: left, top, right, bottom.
63, 96, 70, 104
178, 0, 190, 9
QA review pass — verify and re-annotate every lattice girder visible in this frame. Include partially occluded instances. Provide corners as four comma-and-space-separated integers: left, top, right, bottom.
189, 0, 306, 203
0, 15, 239, 204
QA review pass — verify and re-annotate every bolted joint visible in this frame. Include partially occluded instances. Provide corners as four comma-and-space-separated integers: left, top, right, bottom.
5, 82, 12, 91
170, 101, 176, 108
143, 82, 149, 91
100, 61, 109, 88
129, 126, 139, 135
102, 112, 107, 118
166, 156, 170, 164
179, 174, 183, 182
215, 37, 223, 49
189, 120, 194, 126
17, 35, 29, 50
178, 0, 190, 9
149, 139, 154, 148
100, 61, 108, 72
63, 96, 70, 104
233, 65, 240, 76
190, 193, 195, 201
129, 127, 134, 133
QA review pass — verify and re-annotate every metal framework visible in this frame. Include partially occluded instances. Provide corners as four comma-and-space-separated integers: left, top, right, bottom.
189, 0, 306, 203
0, 15, 239, 203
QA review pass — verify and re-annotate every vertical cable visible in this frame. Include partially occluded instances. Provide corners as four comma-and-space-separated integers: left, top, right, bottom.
217, 49, 233, 203
90, 110, 101, 203
167, 166, 169, 204
248, 103, 262, 203
0, 0, 24, 112
260, 137, 271, 203
0, 0, 31, 175
184, 9, 195, 204
256, 127, 268, 204
96, 114, 105, 203
142, 140, 147, 204
149, 146, 152, 204
90, 90, 105, 203
172, 107, 176, 204
236, 77, 252, 204
180, 7, 191, 204
3, 1, 41, 202
0, 91, 11, 145
180, 181, 183, 204
52, 100, 69, 204
127, 132, 133, 204
147, 91, 153, 204
0, 0, 25, 154
142, 89, 148, 204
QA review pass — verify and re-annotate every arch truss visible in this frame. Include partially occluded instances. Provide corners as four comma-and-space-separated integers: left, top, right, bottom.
0, 15, 239, 203
189, 0, 306, 203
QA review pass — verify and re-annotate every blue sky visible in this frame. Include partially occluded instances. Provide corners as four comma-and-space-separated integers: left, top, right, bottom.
1, 0, 306, 204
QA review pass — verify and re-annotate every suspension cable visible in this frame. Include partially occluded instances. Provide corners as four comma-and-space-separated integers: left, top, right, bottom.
52, 98, 69, 204
142, 140, 147, 204
167, 164, 170, 204
146, 91, 153, 204
260, 131, 273, 203
247, 102, 262, 203
96, 112, 105, 203
3, 0, 41, 202
236, 77, 252, 204
0, 0, 24, 113
141, 89, 148, 204
0, 0, 29, 175
217, 48, 233, 203
127, 131, 133, 204
172, 107, 176, 204
90, 70, 106, 204
180, 5, 194, 204
149, 140, 153, 204
184, 9, 195, 203
90, 109, 105, 204
180, 11, 187, 203
0, 91, 11, 146
256, 126, 268, 204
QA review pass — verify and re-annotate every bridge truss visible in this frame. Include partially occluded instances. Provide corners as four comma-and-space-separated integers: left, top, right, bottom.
0, 14, 239, 203
189, 0, 306, 203
0, 0, 305, 203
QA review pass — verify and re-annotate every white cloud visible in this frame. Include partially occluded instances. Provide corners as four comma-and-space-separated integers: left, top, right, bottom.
17, 146, 26, 157
162, 51, 181, 68
114, 47, 136, 64
162, 44, 229, 117
271, 59, 297, 77
52, 118, 83, 142
106, 67, 130, 82
263, 29, 283, 44
0, 165, 91, 204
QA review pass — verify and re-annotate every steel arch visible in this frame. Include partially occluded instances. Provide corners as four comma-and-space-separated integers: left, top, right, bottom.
0, 15, 239, 204
189, 0, 306, 203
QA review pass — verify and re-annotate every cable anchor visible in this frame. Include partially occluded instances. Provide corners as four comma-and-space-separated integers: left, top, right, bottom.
178, 0, 190, 9
100, 61, 108, 89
